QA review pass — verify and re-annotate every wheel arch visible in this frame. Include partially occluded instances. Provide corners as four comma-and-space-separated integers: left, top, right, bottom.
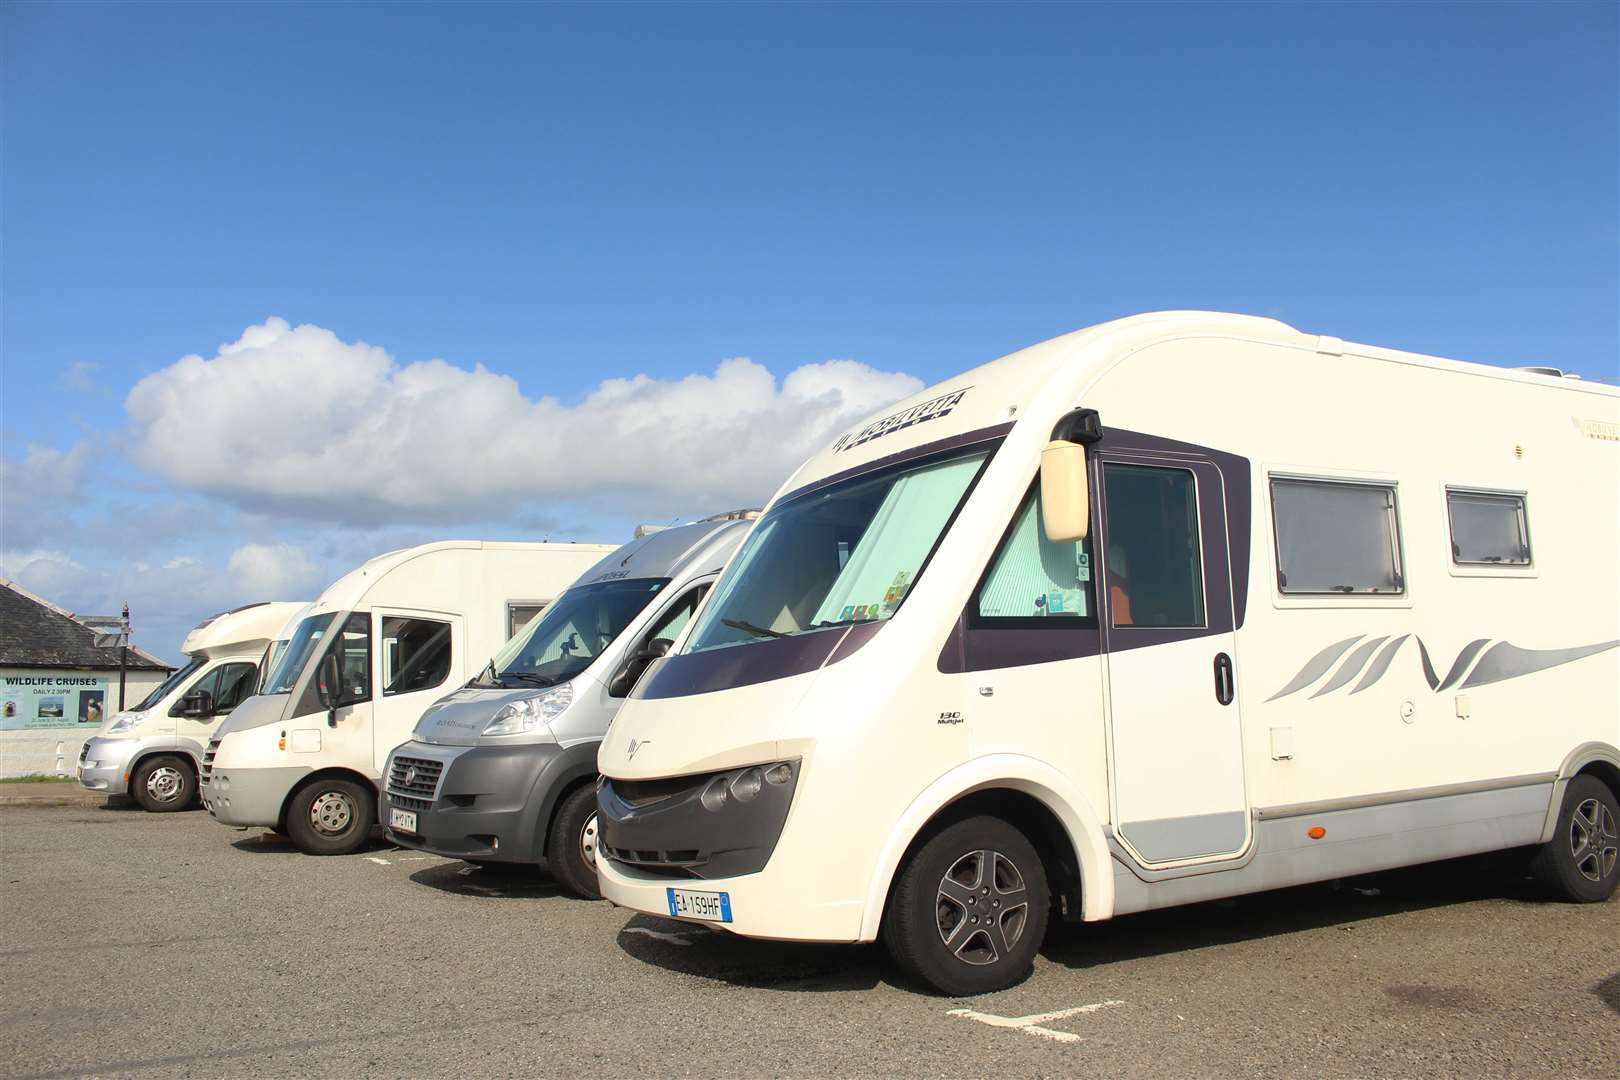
857, 754, 1112, 942
126, 745, 201, 794
533, 741, 602, 858
1540, 741, 1620, 844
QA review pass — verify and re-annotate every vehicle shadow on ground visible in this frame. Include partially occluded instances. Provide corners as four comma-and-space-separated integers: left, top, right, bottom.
407, 860, 564, 900
228, 829, 395, 855
612, 853, 1592, 995
613, 912, 889, 992
1596, 971, 1620, 1016
1040, 852, 1564, 975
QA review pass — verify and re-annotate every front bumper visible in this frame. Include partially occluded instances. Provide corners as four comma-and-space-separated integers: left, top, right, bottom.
76, 737, 138, 793
382, 740, 564, 863
596, 763, 797, 880
202, 766, 307, 828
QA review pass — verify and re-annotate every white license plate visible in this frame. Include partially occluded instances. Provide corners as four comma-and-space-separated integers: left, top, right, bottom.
666, 887, 731, 922
390, 808, 418, 833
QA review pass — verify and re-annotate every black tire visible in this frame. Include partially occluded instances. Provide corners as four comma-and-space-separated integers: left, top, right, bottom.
1530, 774, 1619, 902
130, 754, 197, 813
881, 815, 1050, 996
545, 782, 602, 899
285, 778, 376, 856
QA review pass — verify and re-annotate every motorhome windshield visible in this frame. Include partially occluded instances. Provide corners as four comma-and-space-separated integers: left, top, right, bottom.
262, 613, 337, 695
131, 657, 205, 711
480, 577, 671, 688
685, 445, 993, 654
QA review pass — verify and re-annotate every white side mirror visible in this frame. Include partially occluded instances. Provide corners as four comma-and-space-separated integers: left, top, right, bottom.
1040, 440, 1090, 542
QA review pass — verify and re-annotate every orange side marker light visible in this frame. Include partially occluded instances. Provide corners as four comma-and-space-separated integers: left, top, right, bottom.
1307, 826, 1326, 840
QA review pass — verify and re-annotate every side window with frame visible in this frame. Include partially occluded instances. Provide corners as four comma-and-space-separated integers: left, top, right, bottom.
334, 612, 372, 704
211, 662, 259, 714
1446, 489, 1531, 566
507, 602, 549, 641
641, 584, 710, 650
381, 616, 453, 697
1101, 463, 1206, 629
171, 666, 222, 717
1271, 477, 1404, 595
975, 485, 1095, 621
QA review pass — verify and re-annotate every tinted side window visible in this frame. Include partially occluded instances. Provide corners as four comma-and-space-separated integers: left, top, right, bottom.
976, 486, 1094, 620
213, 662, 259, 713
382, 617, 453, 697
644, 585, 710, 647
1102, 464, 1205, 628
172, 666, 222, 716
1271, 477, 1404, 595
1447, 490, 1531, 565
334, 613, 371, 704
507, 602, 549, 640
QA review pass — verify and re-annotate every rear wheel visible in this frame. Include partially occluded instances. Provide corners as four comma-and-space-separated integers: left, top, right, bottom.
1530, 774, 1620, 902
131, 754, 197, 812
285, 778, 375, 856
882, 815, 1049, 996
546, 782, 602, 899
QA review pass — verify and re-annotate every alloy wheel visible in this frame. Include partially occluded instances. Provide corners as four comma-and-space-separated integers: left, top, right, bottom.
1570, 797, 1619, 883
936, 848, 1029, 966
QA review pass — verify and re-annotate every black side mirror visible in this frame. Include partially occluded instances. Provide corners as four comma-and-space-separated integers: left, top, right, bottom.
179, 689, 214, 718
608, 638, 672, 698
317, 652, 343, 725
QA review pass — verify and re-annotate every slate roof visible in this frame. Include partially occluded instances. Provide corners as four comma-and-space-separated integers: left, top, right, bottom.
0, 579, 172, 671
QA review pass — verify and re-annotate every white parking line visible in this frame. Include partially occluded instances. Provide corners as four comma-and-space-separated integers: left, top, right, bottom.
947, 999, 1125, 1043
365, 856, 391, 865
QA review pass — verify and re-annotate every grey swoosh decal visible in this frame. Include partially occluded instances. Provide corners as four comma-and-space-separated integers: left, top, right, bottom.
1267, 636, 1364, 701
1437, 638, 1491, 691
1351, 635, 1410, 695
1460, 640, 1620, 689
1416, 638, 1440, 690
1311, 636, 1389, 698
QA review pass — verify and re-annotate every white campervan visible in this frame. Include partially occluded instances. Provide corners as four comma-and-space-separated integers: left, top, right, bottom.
201, 540, 612, 855
596, 311, 1620, 995
77, 601, 308, 811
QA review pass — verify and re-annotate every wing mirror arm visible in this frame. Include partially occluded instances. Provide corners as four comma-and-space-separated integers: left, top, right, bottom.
316, 652, 343, 727
1040, 408, 1103, 544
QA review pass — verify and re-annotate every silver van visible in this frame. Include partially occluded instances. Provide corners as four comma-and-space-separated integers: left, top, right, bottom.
380, 513, 752, 897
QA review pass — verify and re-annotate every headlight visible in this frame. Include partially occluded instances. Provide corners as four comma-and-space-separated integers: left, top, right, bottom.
106, 712, 141, 735
482, 684, 573, 736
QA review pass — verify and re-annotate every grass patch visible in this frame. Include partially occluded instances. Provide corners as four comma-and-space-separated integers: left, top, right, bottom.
0, 774, 75, 784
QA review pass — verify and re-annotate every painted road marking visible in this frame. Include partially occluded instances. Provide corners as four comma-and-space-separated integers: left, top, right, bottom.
948, 999, 1125, 1043
365, 857, 391, 865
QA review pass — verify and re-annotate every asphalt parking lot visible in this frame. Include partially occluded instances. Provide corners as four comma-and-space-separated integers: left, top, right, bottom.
1, 801, 1615, 1079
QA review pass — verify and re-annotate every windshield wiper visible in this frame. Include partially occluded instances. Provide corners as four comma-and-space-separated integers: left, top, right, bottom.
501, 672, 556, 687
722, 618, 787, 639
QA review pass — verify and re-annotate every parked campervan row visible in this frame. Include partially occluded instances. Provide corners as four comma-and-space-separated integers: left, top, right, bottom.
77, 601, 309, 812
200, 540, 613, 855
380, 513, 754, 897
595, 310, 1620, 995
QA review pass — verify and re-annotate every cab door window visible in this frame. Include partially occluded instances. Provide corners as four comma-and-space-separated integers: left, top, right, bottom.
381, 617, 453, 696
1102, 463, 1206, 629
211, 662, 259, 713
643, 585, 710, 650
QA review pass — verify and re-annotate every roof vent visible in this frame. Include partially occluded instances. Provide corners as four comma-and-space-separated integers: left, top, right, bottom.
632, 524, 669, 539
1517, 365, 1565, 377
699, 508, 762, 523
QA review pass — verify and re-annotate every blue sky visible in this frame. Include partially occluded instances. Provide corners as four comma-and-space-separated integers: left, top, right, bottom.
3, 1, 1616, 662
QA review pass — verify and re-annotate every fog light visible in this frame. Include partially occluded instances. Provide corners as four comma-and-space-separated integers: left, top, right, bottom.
764, 762, 793, 785
700, 775, 729, 812
730, 768, 763, 802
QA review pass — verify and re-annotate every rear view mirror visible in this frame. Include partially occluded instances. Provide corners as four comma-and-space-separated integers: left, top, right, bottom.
1041, 408, 1103, 543
179, 689, 214, 718
316, 652, 343, 725
608, 638, 673, 698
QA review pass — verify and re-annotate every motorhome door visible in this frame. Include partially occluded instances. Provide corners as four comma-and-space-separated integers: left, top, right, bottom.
370, 609, 463, 774
1096, 451, 1248, 866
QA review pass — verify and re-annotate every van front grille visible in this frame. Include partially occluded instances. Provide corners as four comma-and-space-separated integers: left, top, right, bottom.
387, 755, 444, 804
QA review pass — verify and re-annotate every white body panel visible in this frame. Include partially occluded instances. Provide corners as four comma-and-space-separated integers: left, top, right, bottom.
202, 542, 612, 828
597, 311, 1620, 943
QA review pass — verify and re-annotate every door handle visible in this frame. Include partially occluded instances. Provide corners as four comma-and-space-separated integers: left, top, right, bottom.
1213, 653, 1234, 706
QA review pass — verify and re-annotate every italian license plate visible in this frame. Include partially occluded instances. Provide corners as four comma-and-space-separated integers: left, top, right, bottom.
667, 887, 732, 922
389, 808, 418, 833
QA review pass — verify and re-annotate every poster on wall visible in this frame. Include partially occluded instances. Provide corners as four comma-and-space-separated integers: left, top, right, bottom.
0, 670, 112, 730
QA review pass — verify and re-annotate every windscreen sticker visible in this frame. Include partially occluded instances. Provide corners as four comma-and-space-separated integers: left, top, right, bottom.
832, 388, 970, 453
839, 605, 856, 621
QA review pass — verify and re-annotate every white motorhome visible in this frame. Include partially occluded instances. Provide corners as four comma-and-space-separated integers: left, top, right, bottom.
77, 601, 308, 811
201, 540, 612, 855
596, 311, 1620, 995
381, 514, 751, 897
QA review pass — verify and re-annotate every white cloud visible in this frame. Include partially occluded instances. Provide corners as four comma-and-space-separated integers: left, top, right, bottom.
125, 318, 923, 523
225, 542, 324, 598
0, 442, 97, 549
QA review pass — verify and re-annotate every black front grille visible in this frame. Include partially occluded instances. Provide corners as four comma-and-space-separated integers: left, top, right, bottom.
611, 775, 704, 807
390, 793, 433, 813
601, 844, 703, 878
387, 755, 443, 803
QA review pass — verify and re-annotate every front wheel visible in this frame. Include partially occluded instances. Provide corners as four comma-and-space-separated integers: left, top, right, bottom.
546, 782, 602, 899
881, 815, 1050, 996
1530, 774, 1620, 902
131, 754, 197, 812
285, 778, 376, 856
